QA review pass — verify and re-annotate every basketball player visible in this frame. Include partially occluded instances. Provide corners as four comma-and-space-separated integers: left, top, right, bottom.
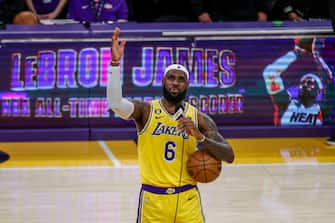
107, 27, 234, 223
25, 0, 68, 20
262, 38, 334, 125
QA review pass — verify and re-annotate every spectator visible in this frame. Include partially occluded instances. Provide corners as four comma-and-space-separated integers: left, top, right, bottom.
68, 0, 128, 23
270, 0, 334, 21
132, 0, 211, 22
25, 0, 68, 20
0, 0, 25, 24
204, 0, 269, 22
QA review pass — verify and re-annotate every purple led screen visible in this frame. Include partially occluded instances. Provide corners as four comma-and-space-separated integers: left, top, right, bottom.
0, 38, 334, 129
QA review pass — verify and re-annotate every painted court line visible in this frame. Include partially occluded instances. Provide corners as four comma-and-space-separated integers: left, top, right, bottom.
1, 163, 335, 170
98, 140, 121, 167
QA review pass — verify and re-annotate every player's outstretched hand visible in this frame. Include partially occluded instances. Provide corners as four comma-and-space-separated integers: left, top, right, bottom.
111, 27, 126, 63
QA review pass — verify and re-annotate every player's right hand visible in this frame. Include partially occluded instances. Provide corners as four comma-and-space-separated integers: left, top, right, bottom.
177, 117, 205, 141
111, 27, 126, 63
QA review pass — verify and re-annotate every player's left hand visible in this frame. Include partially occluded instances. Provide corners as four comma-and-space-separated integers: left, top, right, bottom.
177, 117, 204, 141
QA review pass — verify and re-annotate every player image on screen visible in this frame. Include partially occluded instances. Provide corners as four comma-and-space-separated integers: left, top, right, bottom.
263, 38, 334, 126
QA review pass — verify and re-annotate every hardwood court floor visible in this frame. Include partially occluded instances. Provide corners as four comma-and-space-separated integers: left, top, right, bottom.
0, 137, 335, 223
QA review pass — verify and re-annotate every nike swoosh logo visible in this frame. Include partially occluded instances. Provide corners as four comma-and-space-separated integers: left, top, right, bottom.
82, 5, 89, 9
155, 116, 163, 119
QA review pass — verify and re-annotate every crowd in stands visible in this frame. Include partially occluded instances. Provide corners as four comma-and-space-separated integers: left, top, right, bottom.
0, 0, 334, 28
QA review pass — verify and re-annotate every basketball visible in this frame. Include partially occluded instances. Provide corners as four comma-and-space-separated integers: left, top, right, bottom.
187, 149, 222, 183
13, 11, 40, 25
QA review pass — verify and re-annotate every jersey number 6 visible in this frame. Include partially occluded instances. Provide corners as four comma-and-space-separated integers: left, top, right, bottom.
164, 141, 176, 162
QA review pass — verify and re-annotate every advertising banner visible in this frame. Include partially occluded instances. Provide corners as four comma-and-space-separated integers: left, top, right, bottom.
0, 37, 334, 128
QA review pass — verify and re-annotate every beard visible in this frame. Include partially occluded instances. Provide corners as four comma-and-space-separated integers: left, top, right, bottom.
298, 88, 317, 103
163, 86, 187, 104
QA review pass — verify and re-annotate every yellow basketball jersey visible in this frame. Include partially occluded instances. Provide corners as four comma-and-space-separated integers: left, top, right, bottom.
137, 99, 198, 187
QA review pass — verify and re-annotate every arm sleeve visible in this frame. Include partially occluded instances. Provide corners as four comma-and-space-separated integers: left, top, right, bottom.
107, 65, 134, 119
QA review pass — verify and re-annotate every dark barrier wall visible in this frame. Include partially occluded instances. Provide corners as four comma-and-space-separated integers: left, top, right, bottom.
0, 22, 334, 140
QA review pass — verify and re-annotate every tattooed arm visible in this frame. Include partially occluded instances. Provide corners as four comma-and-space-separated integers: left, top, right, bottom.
198, 112, 234, 163
178, 111, 234, 163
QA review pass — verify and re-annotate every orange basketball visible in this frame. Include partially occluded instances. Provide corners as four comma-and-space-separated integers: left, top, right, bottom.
187, 150, 222, 183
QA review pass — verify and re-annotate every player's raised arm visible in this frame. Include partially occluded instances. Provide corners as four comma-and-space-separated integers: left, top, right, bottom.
262, 50, 296, 96
107, 27, 150, 130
